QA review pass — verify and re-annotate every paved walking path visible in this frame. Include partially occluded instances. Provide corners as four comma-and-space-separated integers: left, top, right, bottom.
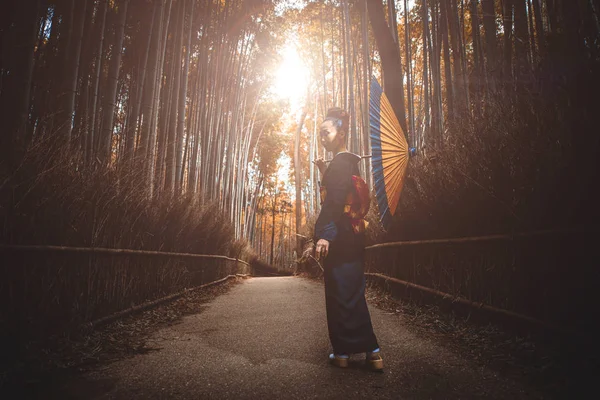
70, 277, 541, 399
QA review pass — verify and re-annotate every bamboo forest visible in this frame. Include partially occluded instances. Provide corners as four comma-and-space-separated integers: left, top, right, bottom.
1, 0, 599, 398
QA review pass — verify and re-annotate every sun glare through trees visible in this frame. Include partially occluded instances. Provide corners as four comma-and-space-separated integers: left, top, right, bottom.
1, 0, 599, 396
272, 42, 311, 109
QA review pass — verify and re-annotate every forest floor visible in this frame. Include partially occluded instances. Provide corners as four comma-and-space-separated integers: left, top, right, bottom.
1, 276, 597, 399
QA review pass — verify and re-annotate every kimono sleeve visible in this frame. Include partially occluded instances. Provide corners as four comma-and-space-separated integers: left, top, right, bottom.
314, 159, 352, 242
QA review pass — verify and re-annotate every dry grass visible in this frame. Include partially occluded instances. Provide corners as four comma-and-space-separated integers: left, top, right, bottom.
0, 141, 252, 375
364, 82, 600, 336
297, 80, 600, 338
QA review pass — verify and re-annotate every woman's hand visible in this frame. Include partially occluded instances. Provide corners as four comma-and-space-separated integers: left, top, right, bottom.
315, 239, 330, 260
314, 158, 327, 175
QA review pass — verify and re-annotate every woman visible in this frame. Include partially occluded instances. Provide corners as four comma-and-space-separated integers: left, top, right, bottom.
314, 107, 383, 371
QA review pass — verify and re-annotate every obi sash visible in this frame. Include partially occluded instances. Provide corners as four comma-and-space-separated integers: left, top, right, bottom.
320, 175, 370, 234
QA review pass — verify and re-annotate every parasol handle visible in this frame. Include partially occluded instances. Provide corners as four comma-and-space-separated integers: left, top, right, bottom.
313, 150, 415, 166
313, 154, 372, 165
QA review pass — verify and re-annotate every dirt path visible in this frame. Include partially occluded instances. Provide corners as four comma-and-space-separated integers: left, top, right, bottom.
38, 276, 549, 399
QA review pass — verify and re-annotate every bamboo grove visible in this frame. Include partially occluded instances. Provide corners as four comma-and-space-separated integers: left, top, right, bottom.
275, 0, 599, 243
292, 0, 600, 171
284, 0, 599, 334
1, 0, 599, 363
2, 0, 600, 261
1, 0, 284, 242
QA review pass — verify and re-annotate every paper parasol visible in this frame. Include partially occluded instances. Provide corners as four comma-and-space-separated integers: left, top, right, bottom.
369, 78, 409, 230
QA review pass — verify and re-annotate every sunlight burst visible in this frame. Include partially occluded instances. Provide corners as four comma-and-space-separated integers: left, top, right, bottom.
273, 44, 310, 107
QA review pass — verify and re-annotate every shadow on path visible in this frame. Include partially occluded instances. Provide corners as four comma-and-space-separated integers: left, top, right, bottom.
52, 277, 542, 399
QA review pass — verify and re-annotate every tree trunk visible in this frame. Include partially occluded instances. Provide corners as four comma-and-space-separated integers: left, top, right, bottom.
0, 0, 41, 168
366, 0, 408, 135
149, 0, 173, 196
164, 0, 185, 196
189, 27, 208, 194
141, 0, 166, 194
403, 0, 415, 146
294, 109, 307, 256
343, 1, 358, 153
387, 0, 399, 44
446, 0, 466, 112
429, 0, 442, 145
502, 0, 514, 81
440, 0, 455, 119
71, 0, 97, 154
319, 10, 328, 115
341, 4, 348, 110
470, 0, 484, 115
526, 0, 537, 64
175, 0, 194, 194
270, 191, 278, 266
362, 0, 372, 186
422, 0, 431, 143
125, 5, 156, 164
100, 0, 129, 165
513, 0, 530, 80
481, 0, 498, 90
545, 0, 558, 35
60, 0, 87, 144
531, 0, 545, 58
86, 0, 108, 167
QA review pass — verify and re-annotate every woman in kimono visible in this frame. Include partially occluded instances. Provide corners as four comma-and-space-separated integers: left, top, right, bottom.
314, 107, 383, 371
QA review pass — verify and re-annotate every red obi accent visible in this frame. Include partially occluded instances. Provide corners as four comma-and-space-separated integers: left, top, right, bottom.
320, 175, 370, 234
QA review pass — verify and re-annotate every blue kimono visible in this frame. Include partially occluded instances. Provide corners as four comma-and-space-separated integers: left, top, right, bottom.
314, 152, 379, 355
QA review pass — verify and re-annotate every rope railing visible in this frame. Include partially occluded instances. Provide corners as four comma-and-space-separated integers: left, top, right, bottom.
363, 226, 594, 340
86, 274, 251, 329
365, 227, 586, 250
1, 243, 254, 330
0, 244, 251, 266
363, 272, 589, 340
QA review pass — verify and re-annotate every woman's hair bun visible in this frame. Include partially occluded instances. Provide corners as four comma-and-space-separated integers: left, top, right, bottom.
325, 107, 349, 132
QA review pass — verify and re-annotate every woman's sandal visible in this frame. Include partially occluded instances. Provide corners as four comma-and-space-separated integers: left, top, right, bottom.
329, 353, 349, 368
366, 352, 384, 371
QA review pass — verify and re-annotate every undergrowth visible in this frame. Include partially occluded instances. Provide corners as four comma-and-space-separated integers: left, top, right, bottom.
0, 140, 253, 372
